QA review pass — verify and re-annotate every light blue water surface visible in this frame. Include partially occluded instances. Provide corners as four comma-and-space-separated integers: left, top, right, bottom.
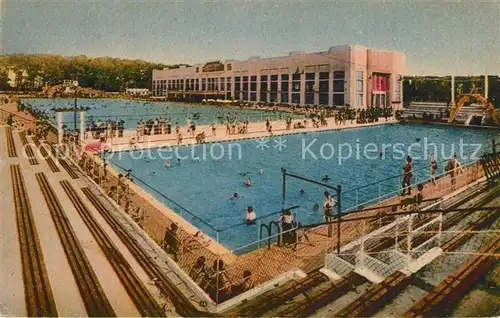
21, 98, 299, 129
104, 124, 498, 252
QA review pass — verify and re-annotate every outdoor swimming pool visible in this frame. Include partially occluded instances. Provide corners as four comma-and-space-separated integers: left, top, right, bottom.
21, 98, 299, 129
104, 123, 498, 251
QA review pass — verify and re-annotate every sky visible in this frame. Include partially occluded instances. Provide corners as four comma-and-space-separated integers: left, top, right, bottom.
1, 0, 499, 75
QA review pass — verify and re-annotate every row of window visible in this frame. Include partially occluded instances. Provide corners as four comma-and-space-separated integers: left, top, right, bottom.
153, 71, 346, 93
226, 91, 345, 105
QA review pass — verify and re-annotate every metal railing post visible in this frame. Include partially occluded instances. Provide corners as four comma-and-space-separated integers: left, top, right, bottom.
281, 168, 286, 208
359, 219, 366, 267
395, 216, 399, 251
355, 189, 359, 209
437, 209, 443, 246
406, 213, 413, 261
258, 220, 261, 249
336, 185, 342, 253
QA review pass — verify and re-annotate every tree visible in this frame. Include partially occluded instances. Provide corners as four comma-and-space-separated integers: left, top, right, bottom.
0, 54, 171, 92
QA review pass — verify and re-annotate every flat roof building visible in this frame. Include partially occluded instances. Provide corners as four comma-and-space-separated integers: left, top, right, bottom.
152, 44, 404, 108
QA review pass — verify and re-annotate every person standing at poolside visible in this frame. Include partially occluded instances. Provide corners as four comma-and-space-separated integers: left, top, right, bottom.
175, 122, 180, 135
430, 155, 438, 185
177, 133, 183, 145
323, 191, 335, 223
446, 154, 463, 191
401, 156, 413, 196
211, 123, 216, 136
277, 209, 295, 244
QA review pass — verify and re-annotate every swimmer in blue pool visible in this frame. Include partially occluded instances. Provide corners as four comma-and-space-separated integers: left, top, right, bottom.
244, 177, 252, 187
322, 174, 330, 181
299, 188, 305, 195
259, 169, 264, 175
231, 193, 239, 200
165, 160, 171, 169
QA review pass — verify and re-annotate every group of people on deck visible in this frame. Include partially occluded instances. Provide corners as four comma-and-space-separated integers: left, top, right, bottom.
400, 153, 464, 209
85, 119, 125, 140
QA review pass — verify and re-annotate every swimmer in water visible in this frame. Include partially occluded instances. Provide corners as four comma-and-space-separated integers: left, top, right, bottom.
177, 158, 181, 165
299, 188, 305, 195
150, 171, 156, 175
165, 160, 171, 168
240, 172, 251, 176
322, 174, 330, 181
259, 169, 264, 175
231, 193, 238, 199
313, 203, 319, 211
244, 177, 252, 187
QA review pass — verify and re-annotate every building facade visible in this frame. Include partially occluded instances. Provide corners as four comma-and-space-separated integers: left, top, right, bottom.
126, 88, 150, 96
152, 44, 404, 108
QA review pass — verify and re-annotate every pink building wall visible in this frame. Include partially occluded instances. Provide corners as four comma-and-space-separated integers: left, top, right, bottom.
153, 44, 405, 108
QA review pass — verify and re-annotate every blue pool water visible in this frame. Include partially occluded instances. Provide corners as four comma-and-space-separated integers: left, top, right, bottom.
104, 124, 498, 251
21, 98, 299, 129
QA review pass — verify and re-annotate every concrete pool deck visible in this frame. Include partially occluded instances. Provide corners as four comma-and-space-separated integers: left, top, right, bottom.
97, 116, 398, 152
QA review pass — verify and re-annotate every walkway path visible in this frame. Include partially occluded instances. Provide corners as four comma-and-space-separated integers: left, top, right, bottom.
98, 116, 397, 152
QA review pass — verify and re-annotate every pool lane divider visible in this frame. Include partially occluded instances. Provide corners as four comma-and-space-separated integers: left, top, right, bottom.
18, 132, 39, 165
5, 127, 18, 157
60, 180, 164, 317
9, 164, 58, 317
35, 172, 116, 317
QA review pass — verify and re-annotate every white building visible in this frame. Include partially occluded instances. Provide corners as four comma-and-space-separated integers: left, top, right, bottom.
126, 88, 150, 96
152, 44, 405, 108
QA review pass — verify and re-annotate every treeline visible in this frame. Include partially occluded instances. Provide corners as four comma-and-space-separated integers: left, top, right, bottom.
403, 75, 500, 106
0, 54, 176, 92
